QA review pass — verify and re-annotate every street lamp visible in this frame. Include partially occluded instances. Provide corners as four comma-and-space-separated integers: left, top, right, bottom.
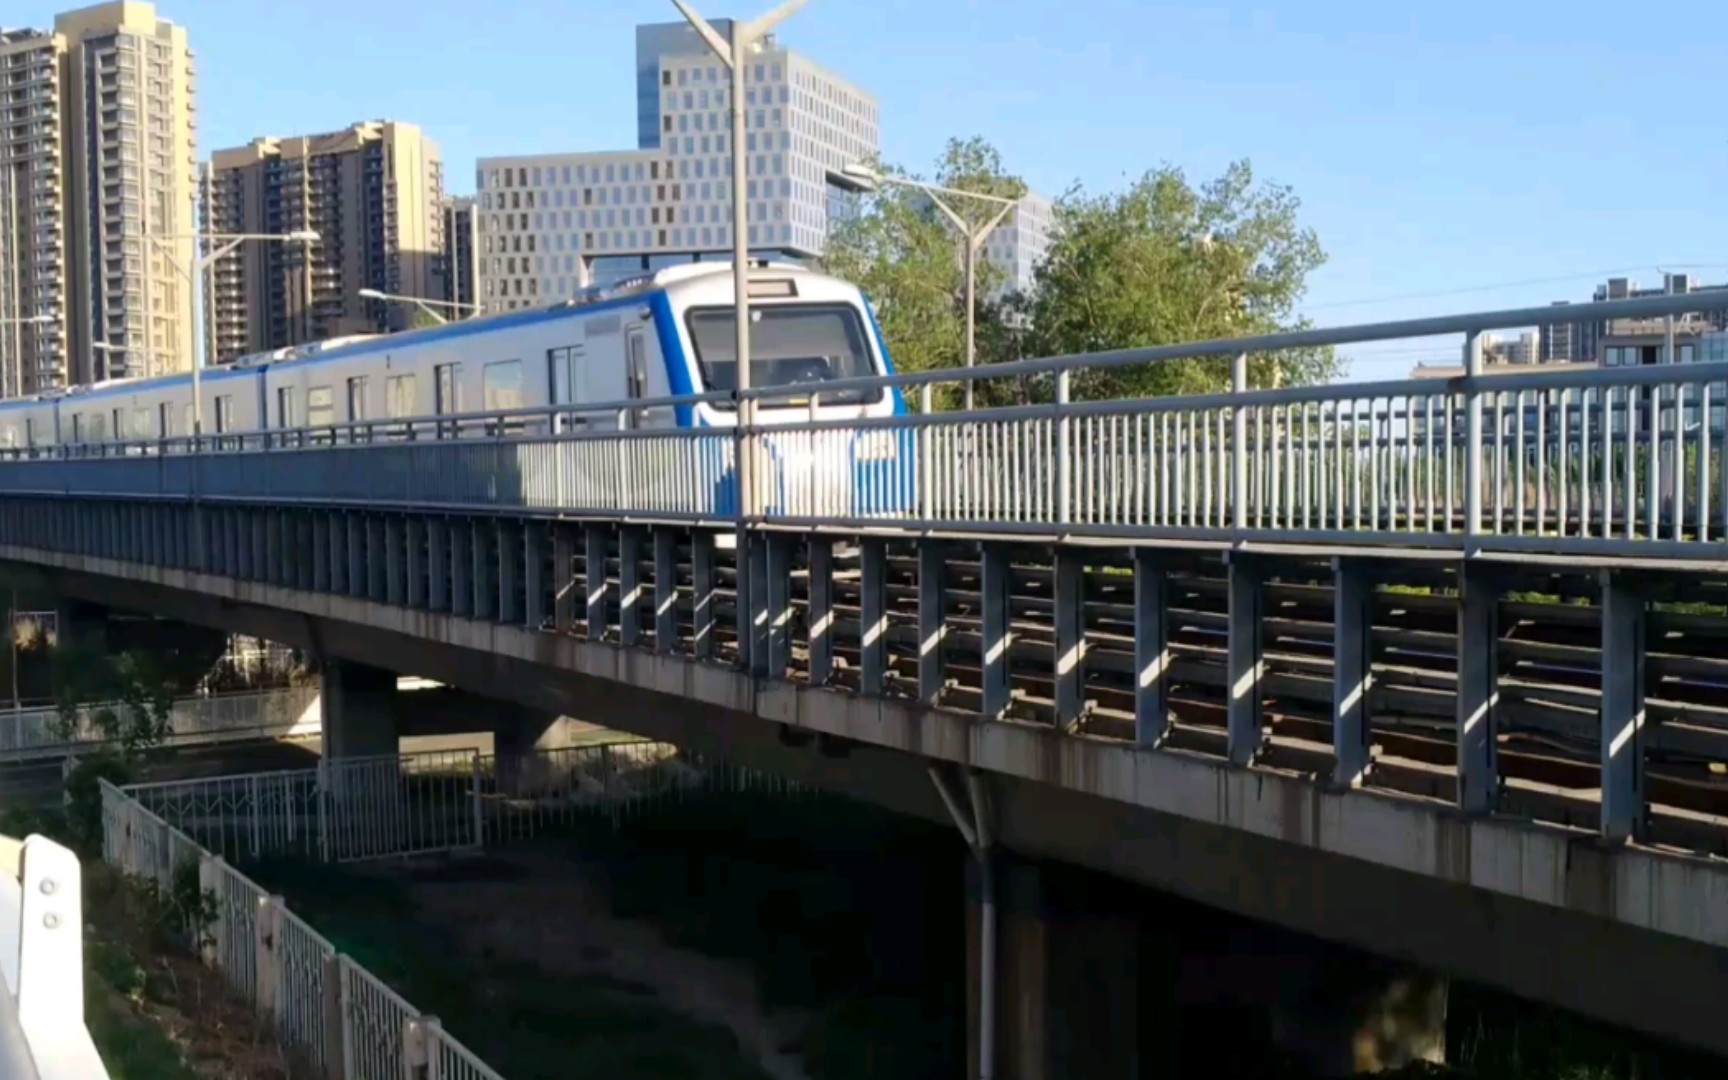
842, 162, 1020, 410
150, 230, 319, 439
670, 0, 809, 455
357, 288, 480, 326
670, 0, 809, 675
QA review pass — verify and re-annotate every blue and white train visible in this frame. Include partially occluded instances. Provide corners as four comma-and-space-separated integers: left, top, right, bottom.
0, 261, 912, 515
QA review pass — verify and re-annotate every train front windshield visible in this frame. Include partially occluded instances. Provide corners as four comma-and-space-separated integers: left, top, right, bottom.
686, 304, 884, 407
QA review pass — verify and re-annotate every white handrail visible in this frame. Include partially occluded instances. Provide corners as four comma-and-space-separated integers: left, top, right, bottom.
0, 833, 109, 1080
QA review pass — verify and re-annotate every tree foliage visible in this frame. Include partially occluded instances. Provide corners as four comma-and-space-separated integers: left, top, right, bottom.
823, 137, 1026, 400
1018, 160, 1335, 400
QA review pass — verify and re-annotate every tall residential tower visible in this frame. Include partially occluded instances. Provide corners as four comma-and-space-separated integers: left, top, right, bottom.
0, 2, 198, 394
206, 120, 445, 362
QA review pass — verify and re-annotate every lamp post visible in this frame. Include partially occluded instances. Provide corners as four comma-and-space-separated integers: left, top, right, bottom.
670, 0, 809, 675
148, 230, 319, 440
357, 288, 480, 326
842, 163, 1020, 410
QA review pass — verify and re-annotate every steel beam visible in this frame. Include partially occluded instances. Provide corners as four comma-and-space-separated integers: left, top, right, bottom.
385, 517, 405, 607
980, 543, 1013, 719
449, 518, 472, 618
619, 526, 642, 648
345, 514, 364, 600
860, 538, 888, 695
367, 515, 387, 602
1600, 570, 1648, 845
405, 517, 426, 609
427, 518, 449, 613
524, 523, 546, 629
1053, 547, 1086, 728
1132, 547, 1169, 747
1456, 562, 1500, 815
553, 525, 576, 634
584, 524, 608, 640
653, 528, 678, 653
470, 519, 493, 621
765, 533, 792, 679
917, 541, 946, 705
1332, 556, 1374, 789
808, 537, 834, 686
496, 520, 521, 625
691, 529, 716, 659
748, 535, 770, 675
1226, 552, 1266, 767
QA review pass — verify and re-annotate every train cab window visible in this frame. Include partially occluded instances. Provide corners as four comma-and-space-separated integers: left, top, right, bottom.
685, 304, 881, 407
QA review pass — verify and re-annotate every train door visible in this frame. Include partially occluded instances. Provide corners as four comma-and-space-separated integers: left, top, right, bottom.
549, 345, 586, 432
434, 361, 462, 438
624, 326, 649, 430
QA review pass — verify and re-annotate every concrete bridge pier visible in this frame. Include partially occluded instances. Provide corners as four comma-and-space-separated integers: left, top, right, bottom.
493, 708, 592, 796
964, 851, 1448, 1079
319, 659, 400, 760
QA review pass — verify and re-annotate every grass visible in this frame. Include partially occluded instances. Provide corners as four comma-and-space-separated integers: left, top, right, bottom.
249, 856, 773, 1080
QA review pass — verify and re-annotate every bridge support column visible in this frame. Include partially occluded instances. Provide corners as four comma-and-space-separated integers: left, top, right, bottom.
1456, 562, 1500, 814
493, 707, 593, 797
965, 853, 1140, 1080
320, 659, 400, 761
1599, 569, 1648, 844
1332, 557, 1375, 788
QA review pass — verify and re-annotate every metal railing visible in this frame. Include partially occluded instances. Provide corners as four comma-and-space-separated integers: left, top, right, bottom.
0, 290, 1724, 558
99, 779, 505, 1080
0, 686, 320, 763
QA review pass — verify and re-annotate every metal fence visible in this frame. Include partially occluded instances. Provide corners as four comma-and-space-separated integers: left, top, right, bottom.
0, 686, 320, 764
100, 778, 506, 1080
0, 290, 1724, 558
122, 740, 803, 861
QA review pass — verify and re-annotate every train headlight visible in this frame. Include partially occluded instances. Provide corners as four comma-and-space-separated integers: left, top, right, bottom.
854, 430, 897, 461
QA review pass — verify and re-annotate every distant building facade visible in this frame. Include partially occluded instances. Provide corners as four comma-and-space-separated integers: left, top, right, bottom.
475, 19, 880, 313
206, 120, 445, 362
1542, 274, 1728, 366
0, 2, 199, 394
982, 190, 1054, 303
441, 195, 478, 313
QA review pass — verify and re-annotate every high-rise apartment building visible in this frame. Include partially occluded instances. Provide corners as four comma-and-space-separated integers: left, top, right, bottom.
1542, 274, 1728, 365
476, 19, 879, 312
0, 2, 197, 393
206, 120, 444, 362
441, 195, 478, 313
0, 28, 68, 397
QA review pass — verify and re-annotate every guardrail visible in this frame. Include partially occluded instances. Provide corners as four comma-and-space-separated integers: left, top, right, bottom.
0, 686, 320, 764
100, 778, 504, 1080
0, 291, 1723, 558
0, 832, 109, 1080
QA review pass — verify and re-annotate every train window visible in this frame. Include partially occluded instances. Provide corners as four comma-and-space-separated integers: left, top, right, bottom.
158, 403, 174, 440
434, 365, 461, 414
347, 377, 370, 423
70, 415, 83, 445
277, 388, 296, 429
483, 361, 523, 412
112, 409, 125, 441
214, 395, 234, 435
685, 304, 882, 407
386, 374, 417, 420
23, 418, 34, 449
132, 407, 151, 441
307, 387, 334, 428
87, 413, 106, 444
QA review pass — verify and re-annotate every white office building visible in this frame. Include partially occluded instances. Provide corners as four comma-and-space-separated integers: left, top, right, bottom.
476, 20, 879, 313
982, 191, 1054, 303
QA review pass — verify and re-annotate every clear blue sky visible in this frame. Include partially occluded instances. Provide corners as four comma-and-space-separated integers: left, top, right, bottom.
21, 0, 1728, 377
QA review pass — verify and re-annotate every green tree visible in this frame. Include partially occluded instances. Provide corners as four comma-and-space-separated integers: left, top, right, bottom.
1018, 160, 1335, 401
823, 137, 1026, 402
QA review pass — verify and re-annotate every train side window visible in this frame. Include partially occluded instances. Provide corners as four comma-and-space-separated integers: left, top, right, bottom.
483, 360, 523, 436
112, 408, 125, 443
435, 363, 462, 437
386, 374, 417, 420
548, 346, 585, 432
158, 403, 173, 442
347, 376, 370, 433
214, 396, 234, 440
132, 407, 151, 441
87, 412, 106, 445
277, 388, 296, 430
70, 414, 83, 446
